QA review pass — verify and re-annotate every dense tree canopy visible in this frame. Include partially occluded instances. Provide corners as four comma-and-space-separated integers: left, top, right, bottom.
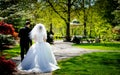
0, 0, 119, 41
94, 0, 119, 26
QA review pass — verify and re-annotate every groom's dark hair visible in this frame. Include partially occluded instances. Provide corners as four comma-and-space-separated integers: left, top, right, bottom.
26, 21, 30, 25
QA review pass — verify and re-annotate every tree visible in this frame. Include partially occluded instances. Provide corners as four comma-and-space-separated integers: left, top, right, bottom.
0, 0, 20, 17
94, 0, 119, 26
43, 0, 93, 41
2, 0, 116, 41
45, 0, 72, 41
112, 0, 120, 26
1, 0, 96, 41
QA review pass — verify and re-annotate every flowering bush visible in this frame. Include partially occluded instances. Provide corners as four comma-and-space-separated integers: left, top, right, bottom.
0, 20, 18, 37
0, 21, 14, 35
0, 20, 18, 51
0, 56, 16, 75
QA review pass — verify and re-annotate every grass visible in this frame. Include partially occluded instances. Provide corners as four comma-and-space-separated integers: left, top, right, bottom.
1, 41, 120, 75
2, 45, 20, 59
53, 52, 120, 75
72, 42, 120, 50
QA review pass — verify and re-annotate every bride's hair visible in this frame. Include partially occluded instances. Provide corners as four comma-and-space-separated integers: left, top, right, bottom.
29, 23, 47, 40
39, 25, 44, 32
39, 26, 42, 30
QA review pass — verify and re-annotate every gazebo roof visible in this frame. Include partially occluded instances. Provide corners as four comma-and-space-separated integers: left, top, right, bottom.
70, 19, 80, 26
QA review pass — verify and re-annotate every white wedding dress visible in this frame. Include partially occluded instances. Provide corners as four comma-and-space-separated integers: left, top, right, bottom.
17, 24, 59, 73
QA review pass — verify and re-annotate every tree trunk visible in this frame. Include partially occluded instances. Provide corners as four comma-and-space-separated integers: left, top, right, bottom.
65, 0, 71, 41
89, 0, 92, 38
83, 0, 87, 37
47, 0, 71, 41
65, 22, 71, 41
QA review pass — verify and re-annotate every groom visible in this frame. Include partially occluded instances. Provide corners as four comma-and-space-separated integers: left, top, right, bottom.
18, 21, 32, 61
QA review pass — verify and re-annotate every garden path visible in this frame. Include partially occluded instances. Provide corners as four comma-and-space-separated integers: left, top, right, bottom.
12, 40, 116, 75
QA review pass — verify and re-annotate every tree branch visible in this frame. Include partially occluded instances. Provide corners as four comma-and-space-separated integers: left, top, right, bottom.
46, 0, 67, 22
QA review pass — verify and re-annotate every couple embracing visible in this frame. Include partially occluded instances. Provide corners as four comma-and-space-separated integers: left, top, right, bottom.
18, 21, 59, 73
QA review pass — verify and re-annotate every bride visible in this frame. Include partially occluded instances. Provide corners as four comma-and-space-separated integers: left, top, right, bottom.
17, 23, 60, 73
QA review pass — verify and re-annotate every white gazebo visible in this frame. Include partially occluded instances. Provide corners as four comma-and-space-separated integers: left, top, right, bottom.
70, 19, 82, 35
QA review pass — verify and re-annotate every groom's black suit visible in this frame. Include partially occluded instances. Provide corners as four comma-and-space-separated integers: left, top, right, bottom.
18, 26, 32, 61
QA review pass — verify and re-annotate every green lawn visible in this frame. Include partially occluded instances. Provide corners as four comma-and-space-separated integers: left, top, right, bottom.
2, 45, 20, 59
1, 42, 120, 75
53, 52, 120, 75
72, 42, 120, 50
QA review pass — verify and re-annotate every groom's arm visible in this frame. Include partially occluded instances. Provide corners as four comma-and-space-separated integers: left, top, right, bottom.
18, 29, 22, 38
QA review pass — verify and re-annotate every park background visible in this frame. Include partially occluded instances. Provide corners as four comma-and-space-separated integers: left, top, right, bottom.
0, 0, 120, 75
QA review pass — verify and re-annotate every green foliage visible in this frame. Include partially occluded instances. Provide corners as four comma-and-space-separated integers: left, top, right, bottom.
94, 0, 119, 26
53, 52, 120, 75
113, 25, 120, 41
85, 8, 113, 41
113, 10, 120, 26
0, 0, 19, 10
0, 0, 37, 31
72, 42, 120, 50
0, 0, 20, 17
113, 34, 120, 41
3, 45, 20, 59
6, 14, 25, 32
0, 34, 15, 46
0, 0, 119, 41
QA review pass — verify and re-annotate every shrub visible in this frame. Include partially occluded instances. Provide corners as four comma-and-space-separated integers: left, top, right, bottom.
0, 20, 18, 39
0, 56, 16, 75
0, 20, 15, 35
0, 34, 16, 45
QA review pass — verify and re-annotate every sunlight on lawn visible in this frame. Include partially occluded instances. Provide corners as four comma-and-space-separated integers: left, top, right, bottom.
72, 42, 120, 50
53, 52, 120, 75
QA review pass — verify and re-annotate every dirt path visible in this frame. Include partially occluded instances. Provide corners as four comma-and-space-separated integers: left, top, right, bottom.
52, 40, 101, 60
